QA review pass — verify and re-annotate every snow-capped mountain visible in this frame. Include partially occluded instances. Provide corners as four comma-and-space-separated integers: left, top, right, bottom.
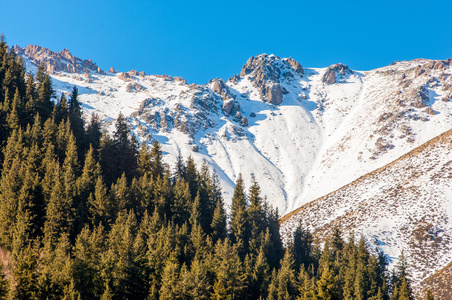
15, 45, 452, 215
14, 44, 452, 294
280, 128, 452, 295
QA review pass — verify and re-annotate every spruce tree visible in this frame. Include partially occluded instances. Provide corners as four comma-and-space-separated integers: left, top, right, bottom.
268, 247, 298, 300
12, 243, 39, 300
250, 246, 270, 299
292, 224, 313, 272
68, 86, 85, 155
35, 64, 54, 121
159, 255, 182, 299
138, 142, 152, 177
150, 140, 165, 179
210, 197, 227, 243
229, 173, 249, 258
211, 240, 246, 300
85, 113, 102, 153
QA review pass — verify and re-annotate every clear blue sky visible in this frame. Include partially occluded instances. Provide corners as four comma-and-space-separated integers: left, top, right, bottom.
1, 0, 451, 84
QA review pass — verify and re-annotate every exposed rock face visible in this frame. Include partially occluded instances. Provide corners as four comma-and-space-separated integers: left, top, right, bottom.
126, 82, 145, 93
287, 57, 304, 75
118, 72, 132, 81
108, 67, 116, 73
14, 45, 104, 74
411, 86, 430, 108
240, 116, 248, 127
174, 76, 187, 84
264, 83, 283, 105
212, 78, 231, 98
239, 54, 304, 105
322, 63, 352, 84
425, 107, 436, 115
222, 99, 236, 117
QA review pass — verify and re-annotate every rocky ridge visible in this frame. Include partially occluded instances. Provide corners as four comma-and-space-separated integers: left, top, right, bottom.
14, 45, 105, 75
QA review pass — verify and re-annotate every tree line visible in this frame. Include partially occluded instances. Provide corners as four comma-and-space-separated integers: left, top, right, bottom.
0, 35, 420, 299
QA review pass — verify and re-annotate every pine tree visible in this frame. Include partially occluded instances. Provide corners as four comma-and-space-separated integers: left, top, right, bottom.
72, 225, 106, 299
268, 247, 298, 300
211, 240, 246, 300
159, 256, 182, 299
76, 145, 101, 229
12, 243, 39, 300
88, 176, 113, 227
298, 268, 317, 300
7, 88, 21, 130
184, 155, 198, 199
173, 153, 186, 182
68, 86, 85, 155
85, 113, 102, 153
111, 173, 130, 213
229, 173, 249, 258
150, 140, 165, 179
316, 243, 338, 300
250, 246, 270, 299
138, 142, 152, 177
0, 130, 24, 248
35, 64, 54, 120
189, 258, 212, 299
292, 224, 313, 272
247, 176, 265, 254
190, 191, 202, 229
44, 168, 73, 250
171, 179, 191, 226
55, 93, 69, 124
210, 196, 227, 244
99, 132, 116, 186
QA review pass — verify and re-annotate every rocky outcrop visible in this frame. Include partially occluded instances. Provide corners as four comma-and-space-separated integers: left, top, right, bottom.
239, 54, 304, 105
287, 57, 304, 75
240, 116, 248, 127
212, 78, 231, 98
424, 107, 436, 115
126, 82, 145, 93
322, 63, 352, 84
174, 76, 188, 84
108, 67, 116, 73
411, 86, 429, 108
15, 45, 104, 74
222, 99, 240, 117
263, 83, 283, 105
118, 72, 132, 81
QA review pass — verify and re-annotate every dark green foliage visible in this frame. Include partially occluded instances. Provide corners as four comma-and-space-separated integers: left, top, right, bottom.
229, 173, 250, 257
100, 113, 138, 185
0, 37, 410, 300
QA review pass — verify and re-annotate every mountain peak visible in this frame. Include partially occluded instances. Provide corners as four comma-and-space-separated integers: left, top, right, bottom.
322, 63, 353, 84
240, 54, 304, 80
238, 54, 304, 105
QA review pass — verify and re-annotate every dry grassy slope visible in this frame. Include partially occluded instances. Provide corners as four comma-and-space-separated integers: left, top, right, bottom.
280, 128, 452, 295
420, 260, 452, 300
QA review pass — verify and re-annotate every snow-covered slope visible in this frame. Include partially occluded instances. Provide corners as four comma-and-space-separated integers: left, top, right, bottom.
280, 128, 452, 292
15, 45, 452, 215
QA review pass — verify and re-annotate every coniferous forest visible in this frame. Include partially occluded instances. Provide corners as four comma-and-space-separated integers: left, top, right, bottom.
0, 36, 416, 299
